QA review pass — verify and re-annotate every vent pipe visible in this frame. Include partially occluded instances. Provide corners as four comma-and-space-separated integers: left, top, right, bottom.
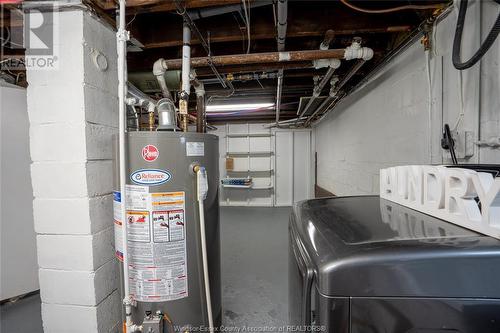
152, 58, 173, 100
179, 22, 192, 132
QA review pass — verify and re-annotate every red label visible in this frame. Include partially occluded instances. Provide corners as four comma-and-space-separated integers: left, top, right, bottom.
142, 145, 159, 162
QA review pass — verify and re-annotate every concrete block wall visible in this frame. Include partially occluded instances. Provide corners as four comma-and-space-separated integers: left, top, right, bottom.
314, 1, 500, 196
26, 9, 120, 333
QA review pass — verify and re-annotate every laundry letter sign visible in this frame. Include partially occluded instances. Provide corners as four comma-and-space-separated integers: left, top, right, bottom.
380, 165, 500, 239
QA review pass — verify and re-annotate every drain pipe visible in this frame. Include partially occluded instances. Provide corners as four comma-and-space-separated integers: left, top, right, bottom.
275, 0, 287, 125
180, 21, 191, 132
117, 0, 141, 332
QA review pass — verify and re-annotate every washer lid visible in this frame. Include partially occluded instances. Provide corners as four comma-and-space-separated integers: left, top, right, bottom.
291, 196, 500, 298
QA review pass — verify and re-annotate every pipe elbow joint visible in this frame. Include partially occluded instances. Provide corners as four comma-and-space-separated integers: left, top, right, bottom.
329, 58, 341, 69
126, 97, 138, 106
153, 58, 168, 76
344, 42, 374, 61
359, 47, 374, 61
147, 102, 156, 114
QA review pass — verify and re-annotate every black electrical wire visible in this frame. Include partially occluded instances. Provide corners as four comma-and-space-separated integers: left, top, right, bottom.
442, 124, 458, 164
452, 0, 500, 70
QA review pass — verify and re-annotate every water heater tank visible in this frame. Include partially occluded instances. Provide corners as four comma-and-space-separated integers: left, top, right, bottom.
113, 131, 221, 331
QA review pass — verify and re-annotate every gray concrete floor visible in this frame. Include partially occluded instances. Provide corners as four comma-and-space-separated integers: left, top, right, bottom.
0, 207, 290, 332
221, 206, 290, 329
1, 293, 43, 333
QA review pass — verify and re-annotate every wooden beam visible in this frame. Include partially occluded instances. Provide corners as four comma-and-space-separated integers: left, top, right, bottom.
83, 0, 118, 28
143, 26, 411, 49
97, 0, 241, 13
128, 3, 412, 50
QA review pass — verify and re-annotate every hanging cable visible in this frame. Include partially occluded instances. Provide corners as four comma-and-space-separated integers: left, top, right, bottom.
452, 0, 500, 70
339, 0, 447, 14
442, 124, 458, 164
452, 69, 465, 131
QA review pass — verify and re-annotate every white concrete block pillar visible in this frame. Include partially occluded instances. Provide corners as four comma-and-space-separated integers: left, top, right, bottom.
26, 8, 120, 333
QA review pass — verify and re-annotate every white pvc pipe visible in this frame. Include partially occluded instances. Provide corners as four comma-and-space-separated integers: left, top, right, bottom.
343, 41, 373, 61
196, 168, 214, 332
275, 69, 283, 124
117, 0, 128, 297
182, 22, 191, 94
117, 1, 138, 333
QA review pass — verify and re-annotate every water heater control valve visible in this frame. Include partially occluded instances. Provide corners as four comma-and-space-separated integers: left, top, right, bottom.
142, 311, 163, 333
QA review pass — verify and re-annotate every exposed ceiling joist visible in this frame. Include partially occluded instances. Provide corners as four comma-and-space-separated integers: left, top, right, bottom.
95, 0, 242, 14
142, 25, 411, 49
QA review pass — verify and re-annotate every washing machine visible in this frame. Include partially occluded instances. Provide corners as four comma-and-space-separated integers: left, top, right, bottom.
289, 195, 500, 332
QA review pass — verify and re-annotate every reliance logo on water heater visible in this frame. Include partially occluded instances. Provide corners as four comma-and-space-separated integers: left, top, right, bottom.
142, 145, 159, 162
131, 169, 171, 186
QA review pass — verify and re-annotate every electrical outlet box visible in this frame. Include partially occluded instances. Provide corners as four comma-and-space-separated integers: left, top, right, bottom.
454, 130, 475, 160
464, 131, 475, 158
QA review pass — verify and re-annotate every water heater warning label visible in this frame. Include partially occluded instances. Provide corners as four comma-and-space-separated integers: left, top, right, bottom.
113, 191, 123, 261
115, 187, 188, 302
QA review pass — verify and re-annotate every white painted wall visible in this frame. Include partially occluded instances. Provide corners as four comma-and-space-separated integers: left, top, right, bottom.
212, 123, 313, 206
314, 1, 500, 196
0, 82, 39, 300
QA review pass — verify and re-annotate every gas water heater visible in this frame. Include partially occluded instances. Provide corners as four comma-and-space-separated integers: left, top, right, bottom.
114, 131, 221, 332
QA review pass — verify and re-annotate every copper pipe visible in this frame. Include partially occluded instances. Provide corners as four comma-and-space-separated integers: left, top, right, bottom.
148, 111, 155, 131
162, 49, 346, 69
181, 115, 188, 132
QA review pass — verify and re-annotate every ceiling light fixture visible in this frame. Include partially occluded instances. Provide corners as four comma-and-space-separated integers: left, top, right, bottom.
205, 103, 275, 112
